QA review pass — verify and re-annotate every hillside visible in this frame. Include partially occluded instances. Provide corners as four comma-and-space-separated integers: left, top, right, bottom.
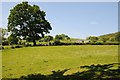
99, 32, 118, 38
98, 32, 120, 42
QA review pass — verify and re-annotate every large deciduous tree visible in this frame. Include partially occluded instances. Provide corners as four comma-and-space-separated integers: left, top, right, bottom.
8, 34, 19, 45
8, 2, 52, 46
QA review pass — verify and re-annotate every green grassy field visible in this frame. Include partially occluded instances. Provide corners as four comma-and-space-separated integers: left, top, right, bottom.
2, 45, 118, 78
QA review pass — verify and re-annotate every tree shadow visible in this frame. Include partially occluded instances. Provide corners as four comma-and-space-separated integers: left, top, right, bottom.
77, 63, 120, 80
2, 63, 120, 80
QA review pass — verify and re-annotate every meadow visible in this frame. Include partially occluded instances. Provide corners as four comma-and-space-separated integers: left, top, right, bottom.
2, 45, 118, 78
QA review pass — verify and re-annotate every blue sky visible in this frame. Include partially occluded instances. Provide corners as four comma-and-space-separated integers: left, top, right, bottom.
1, 2, 118, 38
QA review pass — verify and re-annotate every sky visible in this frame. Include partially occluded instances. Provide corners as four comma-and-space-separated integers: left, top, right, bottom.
1, 2, 118, 39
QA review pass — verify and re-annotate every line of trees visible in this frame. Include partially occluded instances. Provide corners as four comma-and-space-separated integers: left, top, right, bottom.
2, 32, 71, 46
39, 34, 70, 42
1, 26, 120, 46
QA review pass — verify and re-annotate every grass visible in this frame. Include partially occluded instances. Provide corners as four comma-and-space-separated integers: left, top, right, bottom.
2, 45, 118, 78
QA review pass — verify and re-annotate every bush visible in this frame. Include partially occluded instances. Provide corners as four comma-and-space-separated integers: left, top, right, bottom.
15, 45, 23, 48
25, 43, 32, 47
95, 42, 103, 45
11, 46, 15, 49
18, 41, 22, 45
48, 42, 52, 46
2, 46, 4, 49
2, 40, 9, 46
8, 34, 19, 45
53, 40, 61, 45
104, 42, 119, 45
0, 46, 4, 50
21, 42, 26, 45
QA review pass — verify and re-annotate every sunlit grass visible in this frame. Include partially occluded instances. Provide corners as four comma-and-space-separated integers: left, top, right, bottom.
2, 45, 118, 78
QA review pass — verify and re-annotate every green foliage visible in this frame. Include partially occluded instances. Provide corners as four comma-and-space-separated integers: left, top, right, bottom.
53, 39, 61, 45
99, 32, 120, 42
99, 37, 109, 43
2, 40, 9, 46
55, 35, 63, 40
8, 2, 52, 46
41, 35, 53, 42
8, 34, 19, 45
0, 28, 8, 41
55, 34, 70, 40
0, 28, 9, 45
0, 28, 2, 45
86, 36, 98, 42
25, 36, 33, 42
109, 37, 116, 42
86, 32, 120, 43
114, 32, 120, 42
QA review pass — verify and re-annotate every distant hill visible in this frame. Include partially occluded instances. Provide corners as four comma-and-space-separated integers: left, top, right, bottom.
98, 32, 120, 42
99, 32, 118, 38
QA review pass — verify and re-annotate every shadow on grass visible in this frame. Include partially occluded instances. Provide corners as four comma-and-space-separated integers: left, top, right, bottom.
2, 63, 120, 80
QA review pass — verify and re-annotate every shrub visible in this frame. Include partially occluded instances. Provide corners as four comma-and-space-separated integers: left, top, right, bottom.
11, 46, 15, 49
15, 45, 23, 48
21, 42, 26, 45
53, 40, 61, 45
25, 43, 32, 47
8, 34, 19, 45
48, 42, 52, 46
18, 41, 22, 45
104, 42, 119, 45
2, 40, 9, 46
0, 46, 4, 50
95, 42, 103, 45
2, 46, 4, 49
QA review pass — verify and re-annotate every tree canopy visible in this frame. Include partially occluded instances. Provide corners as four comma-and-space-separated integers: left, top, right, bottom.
8, 34, 19, 45
55, 34, 70, 40
86, 36, 98, 43
43, 35, 53, 42
8, 2, 52, 46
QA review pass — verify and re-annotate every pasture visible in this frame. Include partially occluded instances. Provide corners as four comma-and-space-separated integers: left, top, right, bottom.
2, 45, 118, 78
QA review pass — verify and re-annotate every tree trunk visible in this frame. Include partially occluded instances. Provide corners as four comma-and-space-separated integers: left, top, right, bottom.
33, 39, 36, 46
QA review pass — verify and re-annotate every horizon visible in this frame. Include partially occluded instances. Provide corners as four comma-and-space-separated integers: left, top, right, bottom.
1, 2, 118, 39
